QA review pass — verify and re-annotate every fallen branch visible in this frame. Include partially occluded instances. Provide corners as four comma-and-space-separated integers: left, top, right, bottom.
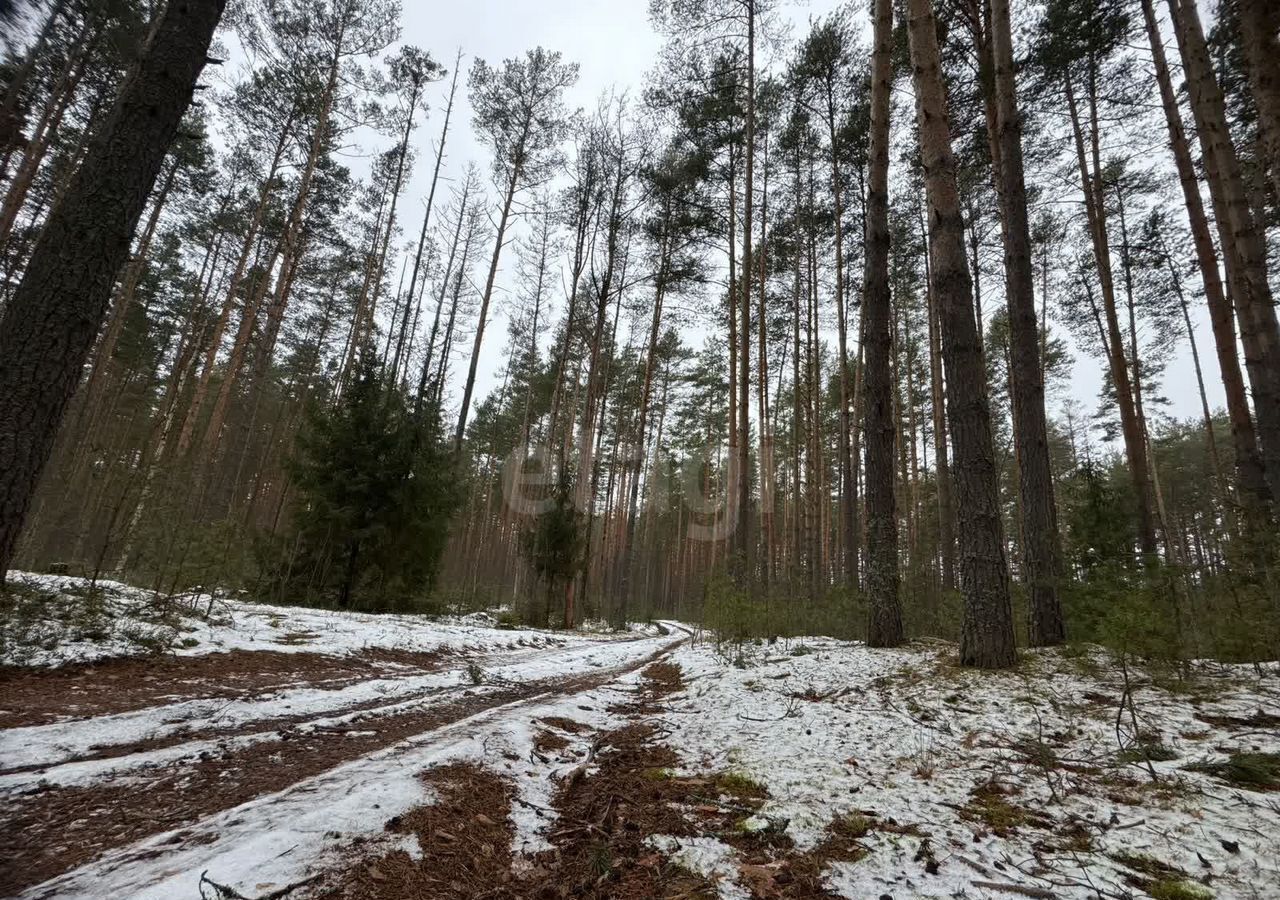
958, 855, 993, 877
970, 879, 1058, 899
562, 735, 603, 789
199, 871, 322, 900
737, 695, 801, 722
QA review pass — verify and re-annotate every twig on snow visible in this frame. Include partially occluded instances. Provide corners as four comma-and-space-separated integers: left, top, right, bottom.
199, 871, 322, 900
737, 694, 801, 722
969, 879, 1058, 898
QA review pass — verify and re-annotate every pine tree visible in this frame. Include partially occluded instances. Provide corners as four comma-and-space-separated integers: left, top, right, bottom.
0, 0, 226, 580
986, 0, 1066, 646
281, 350, 455, 608
863, 0, 902, 647
906, 0, 1015, 668
458, 48, 578, 452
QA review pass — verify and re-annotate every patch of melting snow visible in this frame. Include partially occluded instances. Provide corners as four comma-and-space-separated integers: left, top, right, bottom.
648, 834, 750, 899
15, 663, 667, 900
655, 638, 1280, 899
9, 601, 1278, 900
3, 571, 641, 668
0, 626, 676, 782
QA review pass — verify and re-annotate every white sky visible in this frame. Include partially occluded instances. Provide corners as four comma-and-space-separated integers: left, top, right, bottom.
387, 0, 1226, 437
28, 0, 1173, 451
2, 0, 1229, 438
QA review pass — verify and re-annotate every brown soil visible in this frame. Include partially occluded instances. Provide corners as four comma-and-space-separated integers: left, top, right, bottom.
312, 660, 892, 900
0, 648, 449, 729
315, 662, 721, 900
538, 715, 591, 733
533, 729, 571, 754
321, 763, 519, 899
0, 646, 678, 897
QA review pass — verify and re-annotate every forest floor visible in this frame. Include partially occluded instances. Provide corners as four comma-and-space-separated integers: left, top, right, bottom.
1, 575, 1279, 900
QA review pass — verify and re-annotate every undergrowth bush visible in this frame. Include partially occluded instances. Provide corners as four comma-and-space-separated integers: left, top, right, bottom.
702, 572, 866, 650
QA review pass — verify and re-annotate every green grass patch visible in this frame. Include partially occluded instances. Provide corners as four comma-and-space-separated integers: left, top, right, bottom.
716, 770, 767, 800
1186, 752, 1280, 790
1146, 881, 1213, 900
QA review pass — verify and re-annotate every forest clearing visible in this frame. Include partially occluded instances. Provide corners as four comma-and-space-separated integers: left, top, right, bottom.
1, 575, 1277, 899
2, 0, 1280, 896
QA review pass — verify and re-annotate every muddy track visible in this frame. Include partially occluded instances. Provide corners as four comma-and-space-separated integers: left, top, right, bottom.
1, 637, 684, 897
0, 648, 454, 729
0, 639, 632, 778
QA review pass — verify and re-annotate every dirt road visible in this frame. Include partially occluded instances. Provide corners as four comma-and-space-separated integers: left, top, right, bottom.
1, 627, 688, 898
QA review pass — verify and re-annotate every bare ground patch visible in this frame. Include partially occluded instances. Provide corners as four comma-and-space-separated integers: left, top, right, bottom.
312, 661, 720, 900
308, 660, 888, 900
0, 647, 678, 896
0, 647, 449, 729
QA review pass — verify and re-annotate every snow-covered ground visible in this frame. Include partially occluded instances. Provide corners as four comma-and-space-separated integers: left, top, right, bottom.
3, 580, 1278, 900
1, 571, 648, 667
0, 634, 678, 782
653, 638, 1280, 900
15, 658, 671, 900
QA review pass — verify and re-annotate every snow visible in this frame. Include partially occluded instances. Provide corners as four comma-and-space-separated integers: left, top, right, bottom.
2, 571, 633, 667
0, 629, 680, 786
650, 638, 1280, 899
15, 667, 665, 900
649, 834, 751, 899
6, 585, 1278, 900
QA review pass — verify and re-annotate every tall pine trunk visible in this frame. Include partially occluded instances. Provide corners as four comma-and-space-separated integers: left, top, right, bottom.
1237, 0, 1280, 204
825, 80, 857, 590
1064, 73, 1159, 557
735, 3, 755, 573
1168, 0, 1280, 505
921, 200, 956, 596
864, 0, 902, 648
0, 0, 226, 578
393, 51, 461, 383
907, 0, 1014, 668
456, 168, 518, 450
988, 0, 1065, 645
175, 111, 294, 456
1140, 0, 1270, 517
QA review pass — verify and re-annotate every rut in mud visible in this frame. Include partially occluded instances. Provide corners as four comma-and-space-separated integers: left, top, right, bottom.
0, 638, 683, 896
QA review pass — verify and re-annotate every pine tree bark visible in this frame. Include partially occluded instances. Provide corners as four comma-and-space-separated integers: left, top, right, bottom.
906, 0, 1014, 668
619, 217, 671, 604
1236, 0, 1280, 204
1141, 0, 1269, 515
925, 264, 956, 595
757, 128, 773, 587
988, 0, 1064, 645
864, 0, 902, 648
1168, 0, 1280, 505
919, 198, 956, 596
823, 69, 857, 590
735, 1, 755, 573
78, 156, 180, 417
790, 157, 803, 586
0, 0, 226, 578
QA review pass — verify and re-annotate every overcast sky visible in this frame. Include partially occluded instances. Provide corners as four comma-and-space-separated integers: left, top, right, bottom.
235, 0, 1221, 444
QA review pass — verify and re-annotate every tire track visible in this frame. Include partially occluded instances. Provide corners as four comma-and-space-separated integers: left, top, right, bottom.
2, 632, 686, 897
